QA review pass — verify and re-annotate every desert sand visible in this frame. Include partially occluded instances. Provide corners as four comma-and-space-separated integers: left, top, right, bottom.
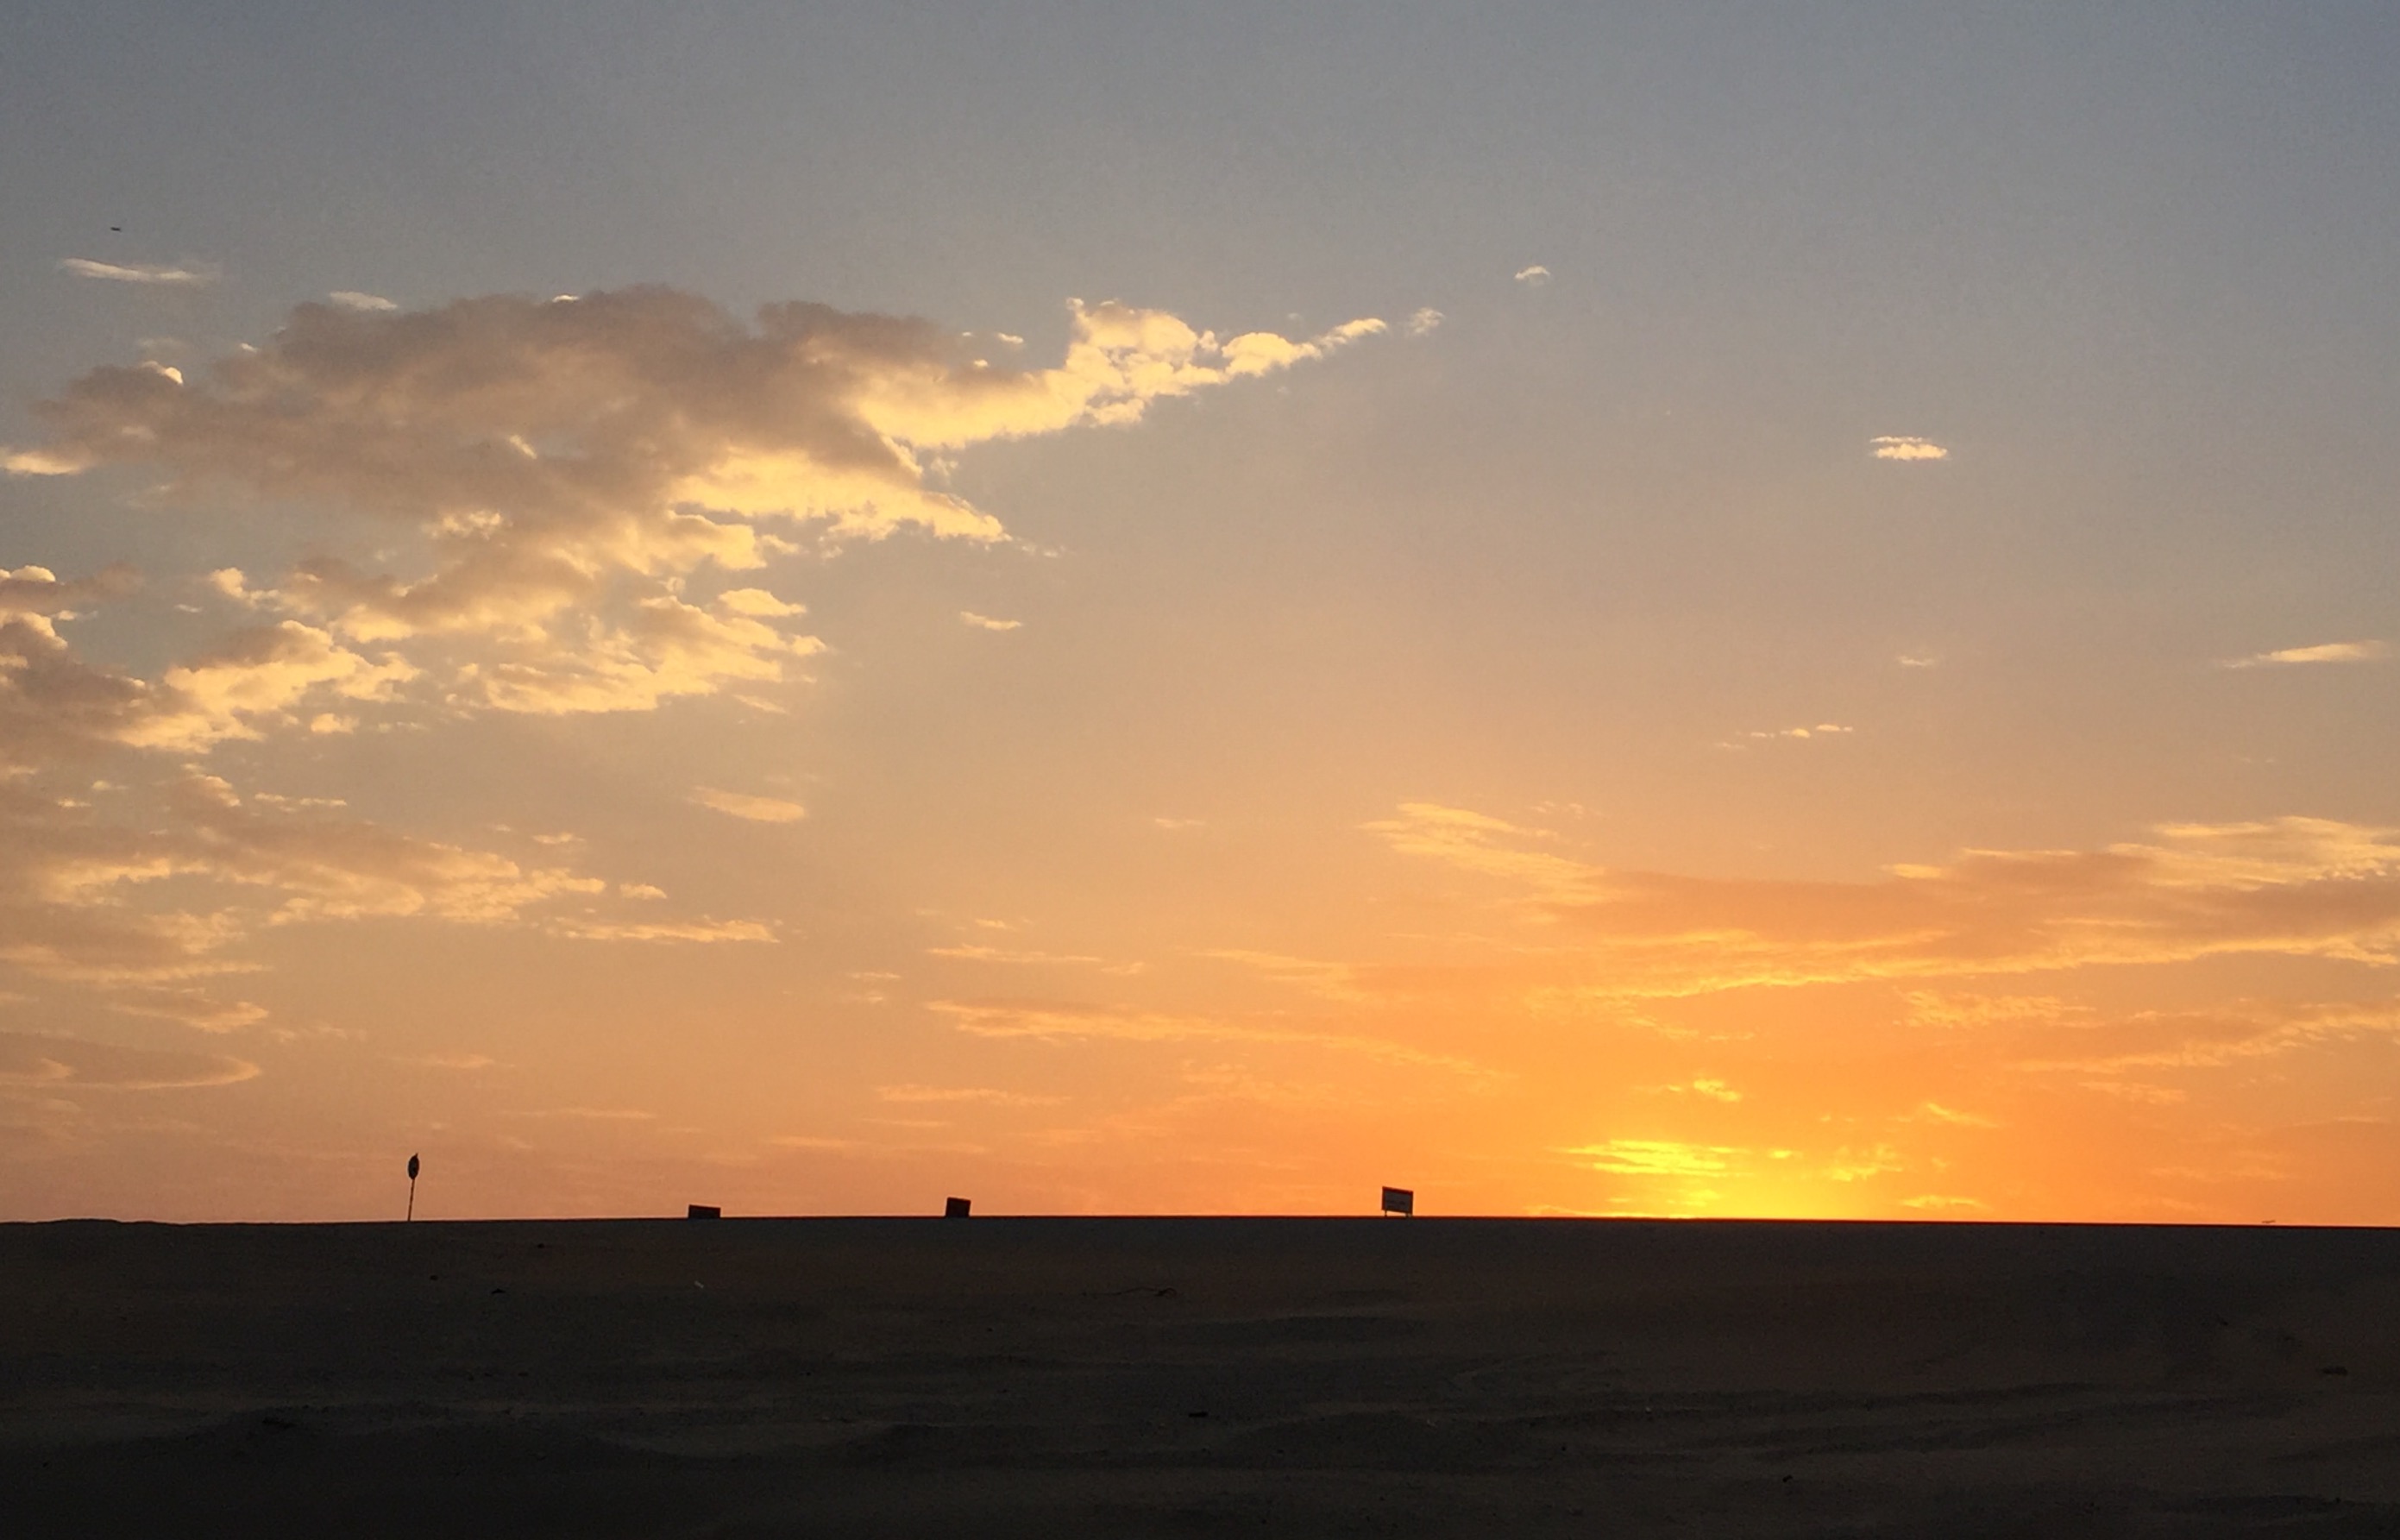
5, 1216, 2397, 1537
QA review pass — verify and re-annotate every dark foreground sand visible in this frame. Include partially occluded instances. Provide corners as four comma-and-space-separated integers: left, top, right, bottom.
5, 1218, 2399, 1537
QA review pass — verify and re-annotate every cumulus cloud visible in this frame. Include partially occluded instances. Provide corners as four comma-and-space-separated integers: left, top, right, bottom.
0, 583, 417, 767
1870, 436, 1949, 462
57, 258, 216, 286
5, 287, 1377, 717
959, 611, 1021, 631
1513, 266, 1550, 286
690, 787, 806, 823
124, 622, 416, 751
2221, 640, 2387, 669
457, 594, 824, 715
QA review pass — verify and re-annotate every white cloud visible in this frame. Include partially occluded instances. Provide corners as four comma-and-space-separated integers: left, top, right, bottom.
959, 611, 1021, 632
327, 291, 398, 311
2221, 640, 2387, 669
690, 786, 806, 823
1404, 307, 1443, 337
1513, 266, 1550, 286
1870, 436, 1949, 462
57, 258, 217, 286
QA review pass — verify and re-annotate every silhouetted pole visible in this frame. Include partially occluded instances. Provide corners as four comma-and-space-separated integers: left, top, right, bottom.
406, 1153, 419, 1222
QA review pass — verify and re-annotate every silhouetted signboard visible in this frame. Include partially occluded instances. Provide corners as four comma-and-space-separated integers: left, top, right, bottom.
945, 1197, 971, 1218
687, 1204, 721, 1220
1381, 1186, 1413, 1216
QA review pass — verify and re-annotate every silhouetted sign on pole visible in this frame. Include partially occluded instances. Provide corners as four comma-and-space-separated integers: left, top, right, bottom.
1381, 1185, 1413, 1216
944, 1197, 971, 1218
687, 1204, 721, 1220
406, 1153, 419, 1222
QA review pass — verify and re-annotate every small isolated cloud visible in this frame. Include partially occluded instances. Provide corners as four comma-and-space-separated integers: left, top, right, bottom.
327, 291, 398, 311
1513, 266, 1550, 287
550, 916, 775, 943
1870, 436, 1949, 462
691, 787, 806, 823
959, 611, 1021, 632
1898, 653, 1940, 669
1728, 723, 1853, 746
877, 1083, 1062, 1107
2221, 640, 2387, 670
719, 588, 804, 618
405, 1052, 495, 1070
58, 258, 217, 286
1404, 307, 1443, 337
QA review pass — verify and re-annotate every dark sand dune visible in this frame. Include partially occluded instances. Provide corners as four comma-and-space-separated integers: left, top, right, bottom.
6, 1218, 2399, 1537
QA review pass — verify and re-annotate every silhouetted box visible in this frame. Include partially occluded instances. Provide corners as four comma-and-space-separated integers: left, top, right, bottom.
944, 1197, 971, 1218
687, 1204, 721, 1220
1380, 1187, 1413, 1216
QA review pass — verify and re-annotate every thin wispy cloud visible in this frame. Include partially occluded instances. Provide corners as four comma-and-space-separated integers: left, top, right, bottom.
1512, 265, 1550, 286
2221, 640, 2386, 669
58, 258, 217, 286
1373, 803, 2400, 1000
0, 1029, 257, 1091
1404, 307, 1443, 336
691, 787, 806, 823
326, 291, 398, 311
959, 611, 1021, 631
1870, 436, 1949, 462
877, 1083, 1062, 1106
1725, 723, 1853, 746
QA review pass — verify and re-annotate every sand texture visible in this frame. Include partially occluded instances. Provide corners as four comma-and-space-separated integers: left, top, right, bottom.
5, 1217, 2399, 1537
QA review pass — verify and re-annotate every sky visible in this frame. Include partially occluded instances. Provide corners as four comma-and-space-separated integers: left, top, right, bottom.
4, 2, 2400, 1223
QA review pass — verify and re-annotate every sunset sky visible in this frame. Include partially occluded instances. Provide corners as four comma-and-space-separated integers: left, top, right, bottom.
6, 3, 2399, 1223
